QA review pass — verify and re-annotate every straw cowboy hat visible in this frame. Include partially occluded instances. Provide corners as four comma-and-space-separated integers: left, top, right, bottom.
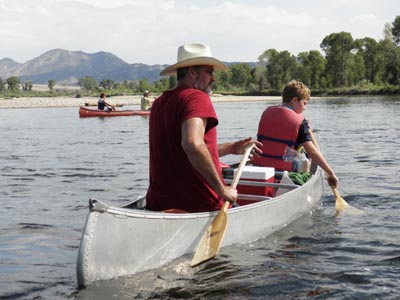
160, 43, 228, 76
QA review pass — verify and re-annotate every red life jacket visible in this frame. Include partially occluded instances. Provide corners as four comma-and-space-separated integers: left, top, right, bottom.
252, 106, 304, 171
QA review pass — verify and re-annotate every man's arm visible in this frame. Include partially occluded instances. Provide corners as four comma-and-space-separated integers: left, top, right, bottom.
181, 117, 237, 202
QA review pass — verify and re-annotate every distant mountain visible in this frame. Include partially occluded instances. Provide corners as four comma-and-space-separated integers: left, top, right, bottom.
0, 49, 256, 85
0, 49, 166, 85
0, 58, 22, 77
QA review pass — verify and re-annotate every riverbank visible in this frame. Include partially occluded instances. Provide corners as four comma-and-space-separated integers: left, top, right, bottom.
0, 95, 279, 109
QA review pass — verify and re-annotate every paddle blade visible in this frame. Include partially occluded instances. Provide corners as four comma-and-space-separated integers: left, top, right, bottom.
191, 202, 229, 267
332, 187, 349, 211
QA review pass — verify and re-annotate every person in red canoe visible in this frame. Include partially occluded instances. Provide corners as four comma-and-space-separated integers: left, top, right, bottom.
97, 93, 115, 111
145, 43, 262, 213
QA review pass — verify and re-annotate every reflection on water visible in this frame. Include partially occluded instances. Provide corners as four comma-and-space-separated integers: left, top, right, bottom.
1, 97, 400, 299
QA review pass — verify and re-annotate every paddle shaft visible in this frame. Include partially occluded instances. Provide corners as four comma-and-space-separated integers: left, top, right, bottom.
231, 143, 255, 190
218, 143, 255, 213
332, 187, 341, 198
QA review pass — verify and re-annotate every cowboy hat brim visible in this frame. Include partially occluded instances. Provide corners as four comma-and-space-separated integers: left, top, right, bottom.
160, 57, 228, 76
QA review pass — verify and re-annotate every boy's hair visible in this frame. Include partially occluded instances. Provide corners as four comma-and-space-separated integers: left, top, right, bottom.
282, 80, 310, 103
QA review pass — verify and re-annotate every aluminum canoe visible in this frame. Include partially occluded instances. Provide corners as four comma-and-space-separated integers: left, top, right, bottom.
76, 165, 323, 288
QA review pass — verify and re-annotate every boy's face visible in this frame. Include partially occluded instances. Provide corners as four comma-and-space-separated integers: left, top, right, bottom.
291, 97, 309, 114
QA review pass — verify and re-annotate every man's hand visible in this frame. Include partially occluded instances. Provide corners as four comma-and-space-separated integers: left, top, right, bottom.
231, 137, 263, 158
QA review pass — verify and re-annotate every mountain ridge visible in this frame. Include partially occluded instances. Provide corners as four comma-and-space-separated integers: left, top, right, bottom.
0, 49, 167, 85
0, 49, 255, 85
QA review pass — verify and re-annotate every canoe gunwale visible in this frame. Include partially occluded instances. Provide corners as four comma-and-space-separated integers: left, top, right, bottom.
86, 167, 321, 220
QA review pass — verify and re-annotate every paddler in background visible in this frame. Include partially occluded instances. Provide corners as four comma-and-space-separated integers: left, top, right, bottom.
140, 90, 154, 111
97, 93, 115, 111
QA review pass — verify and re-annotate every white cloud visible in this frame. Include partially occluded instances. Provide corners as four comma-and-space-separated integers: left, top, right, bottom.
0, 0, 398, 64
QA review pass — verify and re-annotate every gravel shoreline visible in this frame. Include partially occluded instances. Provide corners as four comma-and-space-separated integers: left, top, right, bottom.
0, 95, 279, 109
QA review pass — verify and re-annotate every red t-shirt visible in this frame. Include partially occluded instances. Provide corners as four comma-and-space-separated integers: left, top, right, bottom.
146, 86, 225, 213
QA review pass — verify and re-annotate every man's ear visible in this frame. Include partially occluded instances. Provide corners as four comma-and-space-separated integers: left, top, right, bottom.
187, 67, 197, 79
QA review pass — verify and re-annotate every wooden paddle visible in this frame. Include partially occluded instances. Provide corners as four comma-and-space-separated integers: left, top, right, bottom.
332, 187, 349, 211
190, 143, 255, 267
308, 128, 350, 212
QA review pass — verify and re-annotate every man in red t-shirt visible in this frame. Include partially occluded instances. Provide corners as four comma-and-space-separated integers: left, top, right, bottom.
146, 43, 261, 213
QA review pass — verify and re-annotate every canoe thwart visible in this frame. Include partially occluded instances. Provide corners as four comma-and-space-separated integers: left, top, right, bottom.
225, 179, 299, 189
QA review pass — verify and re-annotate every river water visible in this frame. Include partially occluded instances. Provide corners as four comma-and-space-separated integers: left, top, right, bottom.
1, 96, 399, 299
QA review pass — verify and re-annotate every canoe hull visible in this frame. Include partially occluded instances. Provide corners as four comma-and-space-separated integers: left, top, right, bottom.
76, 167, 323, 287
79, 106, 150, 118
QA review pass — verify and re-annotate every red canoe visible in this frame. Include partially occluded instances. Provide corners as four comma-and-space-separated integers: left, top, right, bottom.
79, 106, 150, 118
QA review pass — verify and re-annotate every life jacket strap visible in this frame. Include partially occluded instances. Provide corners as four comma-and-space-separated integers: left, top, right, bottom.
257, 134, 296, 147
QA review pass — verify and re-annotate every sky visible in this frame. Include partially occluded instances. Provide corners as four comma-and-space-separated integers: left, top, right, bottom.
0, 0, 398, 65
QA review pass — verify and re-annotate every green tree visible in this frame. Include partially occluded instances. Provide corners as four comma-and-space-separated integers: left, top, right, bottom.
250, 64, 268, 92
48, 79, 55, 91
139, 78, 150, 92
276, 51, 298, 88
122, 80, 136, 90
151, 80, 165, 93
258, 72, 267, 92
99, 79, 115, 90
259, 49, 298, 90
383, 22, 394, 42
355, 38, 383, 84
230, 63, 252, 89
113, 82, 122, 90
151, 78, 169, 92
259, 49, 279, 89
391, 15, 400, 45
380, 39, 400, 85
78, 76, 98, 91
298, 50, 326, 89
296, 52, 312, 87
0, 77, 4, 91
320, 32, 355, 87
380, 20, 400, 85
6, 76, 21, 91
347, 50, 366, 86
22, 81, 33, 91
214, 69, 231, 90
